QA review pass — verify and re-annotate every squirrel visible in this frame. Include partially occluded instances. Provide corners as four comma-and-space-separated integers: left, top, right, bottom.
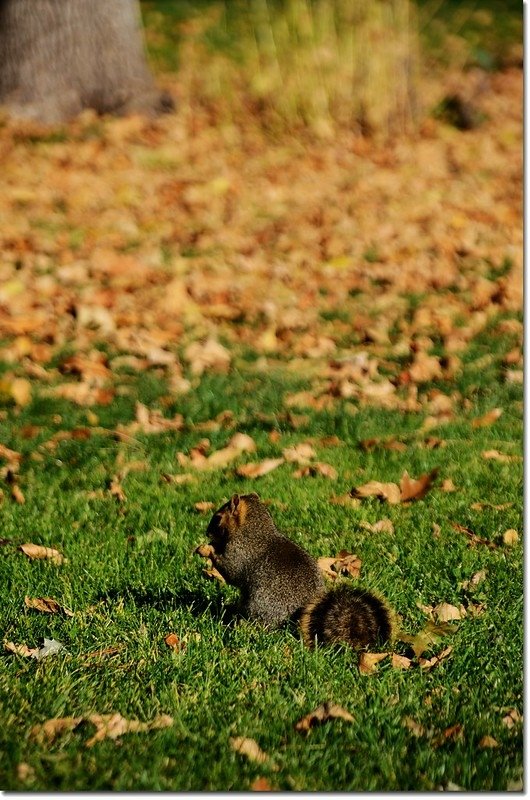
196, 492, 392, 650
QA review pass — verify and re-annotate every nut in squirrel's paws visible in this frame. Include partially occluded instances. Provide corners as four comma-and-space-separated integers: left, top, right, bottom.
195, 543, 215, 559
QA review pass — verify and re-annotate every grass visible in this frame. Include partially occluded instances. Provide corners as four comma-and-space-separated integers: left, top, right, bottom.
0, 316, 523, 791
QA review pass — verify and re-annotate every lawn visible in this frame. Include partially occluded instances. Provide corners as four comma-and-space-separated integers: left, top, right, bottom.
0, 1, 523, 792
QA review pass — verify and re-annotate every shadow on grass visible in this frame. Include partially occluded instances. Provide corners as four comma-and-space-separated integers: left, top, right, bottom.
97, 584, 241, 625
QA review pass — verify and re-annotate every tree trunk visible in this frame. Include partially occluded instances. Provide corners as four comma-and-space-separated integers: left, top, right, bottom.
0, 0, 172, 123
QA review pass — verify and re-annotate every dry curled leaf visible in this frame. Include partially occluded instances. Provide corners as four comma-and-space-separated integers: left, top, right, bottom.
359, 652, 389, 675
399, 469, 438, 502
432, 602, 465, 623
236, 458, 284, 478
479, 735, 499, 749
194, 500, 216, 513
5, 640, 39, 658
164, 633, 185, 652
294, 702, 354, 733
482, 449, 521, 462
359, 519, 394, 534
24, 595, 74, 616
19, 543, 65, 565
195, 542, 215, 559
203, 566, 226, 583
85, 713, 173, 748
351, 480, 401, 505
229, 736, 270, 765
250, 777, 275, 791
282, 442, 316, 464
503, 529, 519, 546
11, 484, 25, 504
471, 407, 503, 428
502, 709, 522, 729
450, 522, 497, 549
31, 716, 84, 744
418, 645, 453, 671
293, 462, 338, 480
391, 653, 412, 670
317, 552, 361, 581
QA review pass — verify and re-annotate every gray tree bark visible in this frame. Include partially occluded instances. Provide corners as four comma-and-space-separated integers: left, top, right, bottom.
0, 0, 172, 123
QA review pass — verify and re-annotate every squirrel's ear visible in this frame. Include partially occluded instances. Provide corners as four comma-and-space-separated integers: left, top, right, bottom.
229, 494, 241, 513
247, 491, 260, 500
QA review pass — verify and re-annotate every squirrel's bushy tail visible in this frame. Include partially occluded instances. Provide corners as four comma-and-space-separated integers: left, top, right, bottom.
299, 585, 392, 649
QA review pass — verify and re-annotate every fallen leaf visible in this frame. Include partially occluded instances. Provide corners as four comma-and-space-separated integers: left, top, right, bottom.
294, 702, 354, 733
161, 472, 195, 485
229, 736, 270, 765
282, 442, 316, 464
85, 713, 173, 748
34, 638, 66, 660
418, 645, 453, 671
502, 709, 522, 729
351, 480, 401, 505
479, 735, 499, 749
31, 716, 83, 744
16, 763, 35, 782
184, 338, 231, 376
317, 552, 362, 580
503, 529, 519, 546
461, 570, 487, 590
470, 501, 513, 511
19, 543, 65, 565
11, 484, 25, 504
432, 603, 465, 623
482, 449, 522, 462
450, 522, 497, 549
432, 723, 463, 747
164, 633, 185, 651
194, 501, 216, 513
441, 478, 457, 492
24, 596, 74, 616
293, 462, 338, 479
399, 469, 438, 502
359, 519, 394, 534
432, 523, 441, 538
359, 652, 389, 675
250, 777, 274, 791
391, 653, 412, 670
5, 640, 39, 658
192, 433, 256, 470
471, 408, 503, 428
236, 458, 284, 478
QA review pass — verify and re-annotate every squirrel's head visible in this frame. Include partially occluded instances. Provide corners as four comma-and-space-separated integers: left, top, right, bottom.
206, 492, 270, 552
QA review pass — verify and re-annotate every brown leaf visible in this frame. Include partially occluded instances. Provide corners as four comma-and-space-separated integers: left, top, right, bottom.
503, 529, 519, 546
479, 735, 499, 749
31, 716, 83, 744
418, 645, 453, 671
470, 501, 513, 511
161, 472, 195, 485
432, 603, 465, 623
184, 338, 231, 376
502, 709, 522, 729
432, 723, 463, 747
358, 652, 389, 675
24, 596, 74, 616
450, 522, 497, 549
294, 702, 354, 733
195, 543, 215, 559
250, 777, 275, 791
482, 449, 522, 462
19, 543, 65, 565
203, 567, 226, 583
293, 462, 338, 480
471, 408, 503, 428
399, 469, 438, 502
359, 518, 394, 534
229, 736, 270, 765
164, 633, 185, 652
5, 640, 39, 658
282, 442, 316, 464
317, 552, 362, 580
85, 713, 173, 748
236, 458, 284, 478
194, 501, 216, 513
391, 653, 412, 670
351, 480, 401, 505
11, 484, 25, 504
440, 478, 457, 492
